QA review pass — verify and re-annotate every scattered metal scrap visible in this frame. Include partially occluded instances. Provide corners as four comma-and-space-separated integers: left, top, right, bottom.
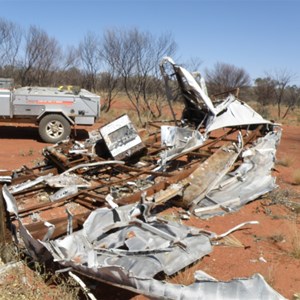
0, 57, 285, 299
3, 194, 284, 300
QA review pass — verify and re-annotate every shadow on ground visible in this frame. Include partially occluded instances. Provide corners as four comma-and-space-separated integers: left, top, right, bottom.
84, 279, 139, 300
0, 126, 89, 141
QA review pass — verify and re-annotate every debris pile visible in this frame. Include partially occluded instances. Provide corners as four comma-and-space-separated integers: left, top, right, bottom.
0, 58, 285, 299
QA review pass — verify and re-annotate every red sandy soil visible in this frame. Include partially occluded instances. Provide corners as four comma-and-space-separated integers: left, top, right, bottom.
0, 121, 299, 299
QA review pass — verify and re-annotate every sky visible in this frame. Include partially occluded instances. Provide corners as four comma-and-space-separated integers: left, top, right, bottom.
1, 0, 300, 85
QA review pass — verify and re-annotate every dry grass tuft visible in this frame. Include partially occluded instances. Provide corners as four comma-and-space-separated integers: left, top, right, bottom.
265, 264, 276, 287
169, 268, 195, 286
166, 262, 199, 286
219, 235, 244, 248
269, 188, 300, 206
160, 212, 181, 222
0, 260, 80, 300
276, 156, 293, 167
293, 292, 300, 300
269, 234, 285, 243
292, 169, 300, 185
291, 222, 300, 259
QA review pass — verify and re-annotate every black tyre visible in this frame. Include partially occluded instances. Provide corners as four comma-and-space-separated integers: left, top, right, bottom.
38, 114, 71, 143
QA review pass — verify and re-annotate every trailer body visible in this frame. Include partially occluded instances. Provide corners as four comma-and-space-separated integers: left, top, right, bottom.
0, 79, 100, 143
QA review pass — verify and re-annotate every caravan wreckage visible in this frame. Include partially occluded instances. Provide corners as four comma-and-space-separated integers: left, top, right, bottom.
0, 58, 285, 299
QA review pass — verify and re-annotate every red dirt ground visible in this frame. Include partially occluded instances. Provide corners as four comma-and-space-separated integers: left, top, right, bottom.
0, 121, 299, 299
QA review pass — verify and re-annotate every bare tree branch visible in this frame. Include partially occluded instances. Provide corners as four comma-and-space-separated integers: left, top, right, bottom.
266, 69, 296, 118
0, 18, 22, 77
20, 26, 61, 86
102, 28, 177, 123
78, 31, 102, 91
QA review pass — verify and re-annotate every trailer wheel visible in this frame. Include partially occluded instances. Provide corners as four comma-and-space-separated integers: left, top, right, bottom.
39, 114, 71, 143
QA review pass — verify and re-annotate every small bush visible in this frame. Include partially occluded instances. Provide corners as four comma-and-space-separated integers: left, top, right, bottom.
256, 106, 270, 119
291, 223, 300, 259
269, 234, 285, 243
269, 188, 298, 205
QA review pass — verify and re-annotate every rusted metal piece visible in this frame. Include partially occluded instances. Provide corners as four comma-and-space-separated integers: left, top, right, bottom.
117, 164, 199, 206
44, 146, 69, 164
25, 216, 79, 240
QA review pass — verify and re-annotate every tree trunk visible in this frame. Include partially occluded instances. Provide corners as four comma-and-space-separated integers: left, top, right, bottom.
282, 105, 292, 119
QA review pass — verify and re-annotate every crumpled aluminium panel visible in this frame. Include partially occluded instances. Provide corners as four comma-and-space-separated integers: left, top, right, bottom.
205, 97, 273, 133
40, 204, 284, 300
194, 128, 282, 218
160, 56, 217, 115
44, 204, 212, 277
160, 56, 272, 134
160, 126, 205, 164
2, 185, 285, 299
48, 265, 286, 300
